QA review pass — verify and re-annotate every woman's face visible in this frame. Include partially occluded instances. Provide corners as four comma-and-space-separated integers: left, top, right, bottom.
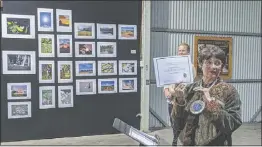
201, 57, 223, 81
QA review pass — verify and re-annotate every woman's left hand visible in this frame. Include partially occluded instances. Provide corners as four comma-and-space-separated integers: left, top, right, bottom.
205, 100, 221, 113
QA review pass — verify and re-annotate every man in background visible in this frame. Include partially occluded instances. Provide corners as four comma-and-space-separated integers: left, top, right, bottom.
163, 43, 196, 146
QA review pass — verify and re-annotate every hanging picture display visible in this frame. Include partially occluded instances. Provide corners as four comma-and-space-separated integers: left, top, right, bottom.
39, 86, 56, 109
97, 42, 117, 57
98, 78, 117, 94
119, 78, 137, 93
75, 41, 96, 57
38, 34, 55, 57
118, 60, 137, 75
37, 8, 54, 32
2, 51, 36, 74
57, 61, 73, 83
39, 60, 55, 83
97, 60, 117, 76
8, 101, 32, 119
58, 85, 74, 108
76, 79, 96, 95
74, 23, 95, 39
57, 35, 73, 57
56, 9, 72, 32
1, 14, 35, 39
96, 23, 116, 39
7, 82, 31, 100
118, 24, 137, 40
75, 61, 96, 76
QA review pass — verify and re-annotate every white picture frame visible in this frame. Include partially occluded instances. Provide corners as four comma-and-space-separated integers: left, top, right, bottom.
37, 8, 54, 32
57, 35, 73, 57
119, 78, 138, 93
97, 42, 117, 57
58, 85, 74, 108
2, 14, 35, 39
7, 82, 31, 100
39, 60, 55, 83
75, 41, 96, 57
75, 61, 96, 76
38, 34, 55, 57
57, 61, 73, 83
2, 51, 36, 74
39, 86, 56, 109
98, 60, 117, 76
118, 24, 137, 40
97, 23, 116, 39
119, 60, 137, 75
74, 23, 95, 39
8, 101, 32, 119
76, 79, 96, 95
98, 78, 117, 94
56, 9, 72, 32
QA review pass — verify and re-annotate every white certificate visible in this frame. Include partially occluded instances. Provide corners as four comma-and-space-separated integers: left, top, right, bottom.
153, 55, 194, 87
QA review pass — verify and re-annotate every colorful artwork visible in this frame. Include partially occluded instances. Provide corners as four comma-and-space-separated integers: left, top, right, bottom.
119, 78, 137, 93
37, 8, 53, 32
7, 83, 31, 100
75, 61, 96, 76
41, 38, 52, 53
98, 79, 117, 94
118, 25, 137, 40
57, 35, 72, 57
58, 61, 72, 83
56, 9, 72, 32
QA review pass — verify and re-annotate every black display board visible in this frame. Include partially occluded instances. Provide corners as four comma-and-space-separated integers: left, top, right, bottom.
1, 1, 142, 142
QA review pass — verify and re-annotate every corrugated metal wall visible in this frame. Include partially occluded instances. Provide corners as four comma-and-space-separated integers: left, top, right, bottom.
149, 1, 262, 128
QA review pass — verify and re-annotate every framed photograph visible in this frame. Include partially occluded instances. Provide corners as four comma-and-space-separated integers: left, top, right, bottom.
119, 78, 137, 93
98, 60, 117, 76
8, 102, 31, 119
56, 9, 72, 32
58, 85, 73, 108
194, 36, 233, 79
75, 61, 96, 76
74, 23, 95, 39
97, 23, 116, 39
75, 41, 95, 57
98, 78, 117, 94
76, 79, 96, 95
39, 60, 55, 83
37, 8, 54, 32
58, 61, 73, 83
118, 24, 137, 40
39, 86, 55, 109
38, 34, 55, 57
57, 35, 73, 57
7, 82, 31, 100
97, 42, 117, 57
119, 60, 137, 75
2, 51, 36, 74
2, 14, 35, 39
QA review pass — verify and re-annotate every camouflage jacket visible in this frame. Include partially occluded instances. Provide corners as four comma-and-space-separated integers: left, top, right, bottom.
172, 79, 242, 146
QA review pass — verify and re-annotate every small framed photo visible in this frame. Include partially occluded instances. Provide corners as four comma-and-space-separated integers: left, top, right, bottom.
58, 61, 73, 83
97, 23, 116, 39
57, 35, 73, 57
119, 78, 137, 93
98, 60, 117, 76
75, 42, 95, 57
38, 34, 55, 57
58, 85, 73, 108
8, 102, 31, 119
2, 14, 35, 39
56, 9, 72, 32
74, 23, 95, 39
39, 86, 55, 109
118, 24, 137, 40
98, 78, 117, 94
7, 82, 31, 100
2, 51, 36, 74
37, 8, 54, 32
97, 42, 117, 57
39, 60, 55, 83
119, 60, 137, 75
75, 61, 96, 76
76, 79, 96, 95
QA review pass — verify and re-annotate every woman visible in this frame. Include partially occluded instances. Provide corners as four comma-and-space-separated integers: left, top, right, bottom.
169, 45, 242, 146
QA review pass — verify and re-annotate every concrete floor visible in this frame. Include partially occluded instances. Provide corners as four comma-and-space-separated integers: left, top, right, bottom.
1, 123, 261, 146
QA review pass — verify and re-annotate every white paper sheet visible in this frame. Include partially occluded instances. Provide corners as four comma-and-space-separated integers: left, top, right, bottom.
153, 55, 194, 87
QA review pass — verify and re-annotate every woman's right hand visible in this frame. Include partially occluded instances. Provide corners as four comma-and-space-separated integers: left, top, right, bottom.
171, 84, 186, 103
